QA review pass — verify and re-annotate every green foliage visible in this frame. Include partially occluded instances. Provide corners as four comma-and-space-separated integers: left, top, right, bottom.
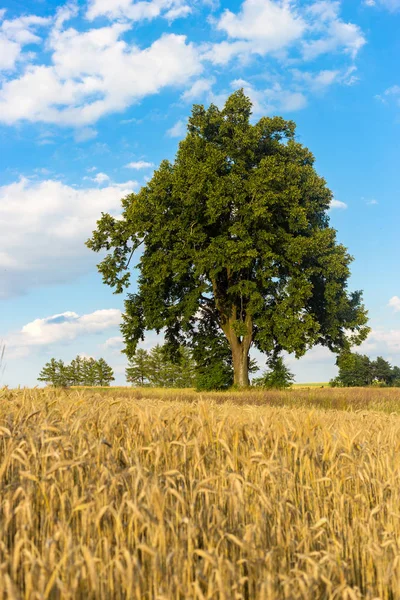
253, 355, 294, 389
96, 358, 115, 386
38, 356, 115, 387
87, 89, 369, 387
126, 349, 150, 386
191, 315, 234, 390
38, 358, 69, 388
126, 345, 196, 388
332, 352, 399, 387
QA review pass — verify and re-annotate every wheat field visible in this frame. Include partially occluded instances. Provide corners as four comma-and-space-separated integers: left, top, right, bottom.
1, 387, 400, 599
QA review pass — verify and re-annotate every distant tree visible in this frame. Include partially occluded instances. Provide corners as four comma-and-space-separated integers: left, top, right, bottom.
253, 355, 294, 389
333, 352, 373, 387
126, 345, 196, 388
192, 316, 234, 391
87, 89, 369, 388
38, 356, 115, 387
38, 358, 69, 387
391, 366, 400, 387
371, 356, 393, 385
173, 346, 197, 388
96, 358, 115, 386
126, 349, 151, 386
81, 357, 97, 386
67, 355, 84, 386
147, 345, 172, 387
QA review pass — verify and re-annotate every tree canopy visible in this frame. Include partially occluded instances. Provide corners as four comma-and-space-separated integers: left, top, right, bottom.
87, 89, 369, 387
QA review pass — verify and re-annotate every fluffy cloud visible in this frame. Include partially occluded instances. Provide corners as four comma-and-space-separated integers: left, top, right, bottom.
86, 0, 191, 22
5, 309, 122, 358
330, 199, 347, 209
302, 2, 366, 60
0, 21, 202, 126
125, 160, 155, 169
230, 79, 307, 114
167, 119, 187, 137
181, 77, 216, 101
0, 177, 136, 297
389, 296, 400, 312
217, 0, 305, 52
206, 0, 365, 65
0, 12, 49, 71
359, 329, 400, 356
104, 336, 124, 349
0, 1, 366, 129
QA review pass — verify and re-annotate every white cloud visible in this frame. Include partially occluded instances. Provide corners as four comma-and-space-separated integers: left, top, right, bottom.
103, 336, 125, 354
230, 79, 307, 114
217, 0, 305, 52
206, 0, 365, 65
0, 21, 202, 126
0, 13, 50, 71
125, 160, 155, 169
291, 67, 358, 92
92, 172, 111, 184
5, 309, 121, 358
358, 328, 400, 356
167, 119, 187, 137
330, 199, 347, 209
74, 127, 98, 142
376, 85, 400, 107
86, 0, 192, 22
182, 77, 216, 101
302, 2, 366, 60
165, 4, 192, 20
365, 0, 400, 10
389, 296, 400, 312
0, 1, 366, 129
0, 177, 137, 297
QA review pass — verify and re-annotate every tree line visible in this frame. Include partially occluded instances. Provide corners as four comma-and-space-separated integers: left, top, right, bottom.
126, 344, 294, 389
38, 356, 115, 387
331, 352, 400, 387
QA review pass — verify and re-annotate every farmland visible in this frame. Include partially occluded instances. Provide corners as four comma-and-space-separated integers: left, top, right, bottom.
1, 387, 400, 599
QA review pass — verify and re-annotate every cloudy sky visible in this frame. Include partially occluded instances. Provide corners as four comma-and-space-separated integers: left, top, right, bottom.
1, 0, 400, 386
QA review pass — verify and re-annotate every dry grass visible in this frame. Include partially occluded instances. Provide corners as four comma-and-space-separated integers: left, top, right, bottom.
1, 387, 400, 599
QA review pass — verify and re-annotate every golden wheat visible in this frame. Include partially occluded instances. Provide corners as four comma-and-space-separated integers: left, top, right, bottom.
1, 387, 400, 599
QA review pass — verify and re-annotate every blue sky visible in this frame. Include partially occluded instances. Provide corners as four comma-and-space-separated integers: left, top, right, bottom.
1, 0, 400, 386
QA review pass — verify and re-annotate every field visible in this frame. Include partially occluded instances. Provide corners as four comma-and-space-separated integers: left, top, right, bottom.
2, 387, 400, 599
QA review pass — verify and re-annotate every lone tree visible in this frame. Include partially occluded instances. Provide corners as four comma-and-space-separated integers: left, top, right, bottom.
87, 90, 369, 387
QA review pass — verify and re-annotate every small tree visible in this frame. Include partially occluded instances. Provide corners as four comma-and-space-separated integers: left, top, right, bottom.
253, 355, 294, 389
96, 358, 115, 386
67, 355, 84, 386
173, 346, 197, 388
126, 349, 151, 386
333, 352, 372, 387
371, 356, 393, 385
38, 358, 69, 387
82, 357, 98, 386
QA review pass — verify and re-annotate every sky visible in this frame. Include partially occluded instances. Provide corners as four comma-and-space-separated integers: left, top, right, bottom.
1, 0, 400, 387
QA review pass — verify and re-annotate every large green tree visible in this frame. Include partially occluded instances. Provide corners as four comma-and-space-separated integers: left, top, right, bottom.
87, 90, 369, 387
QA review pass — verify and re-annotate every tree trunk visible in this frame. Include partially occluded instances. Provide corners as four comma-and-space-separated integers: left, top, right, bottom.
232, 343, 250, 387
